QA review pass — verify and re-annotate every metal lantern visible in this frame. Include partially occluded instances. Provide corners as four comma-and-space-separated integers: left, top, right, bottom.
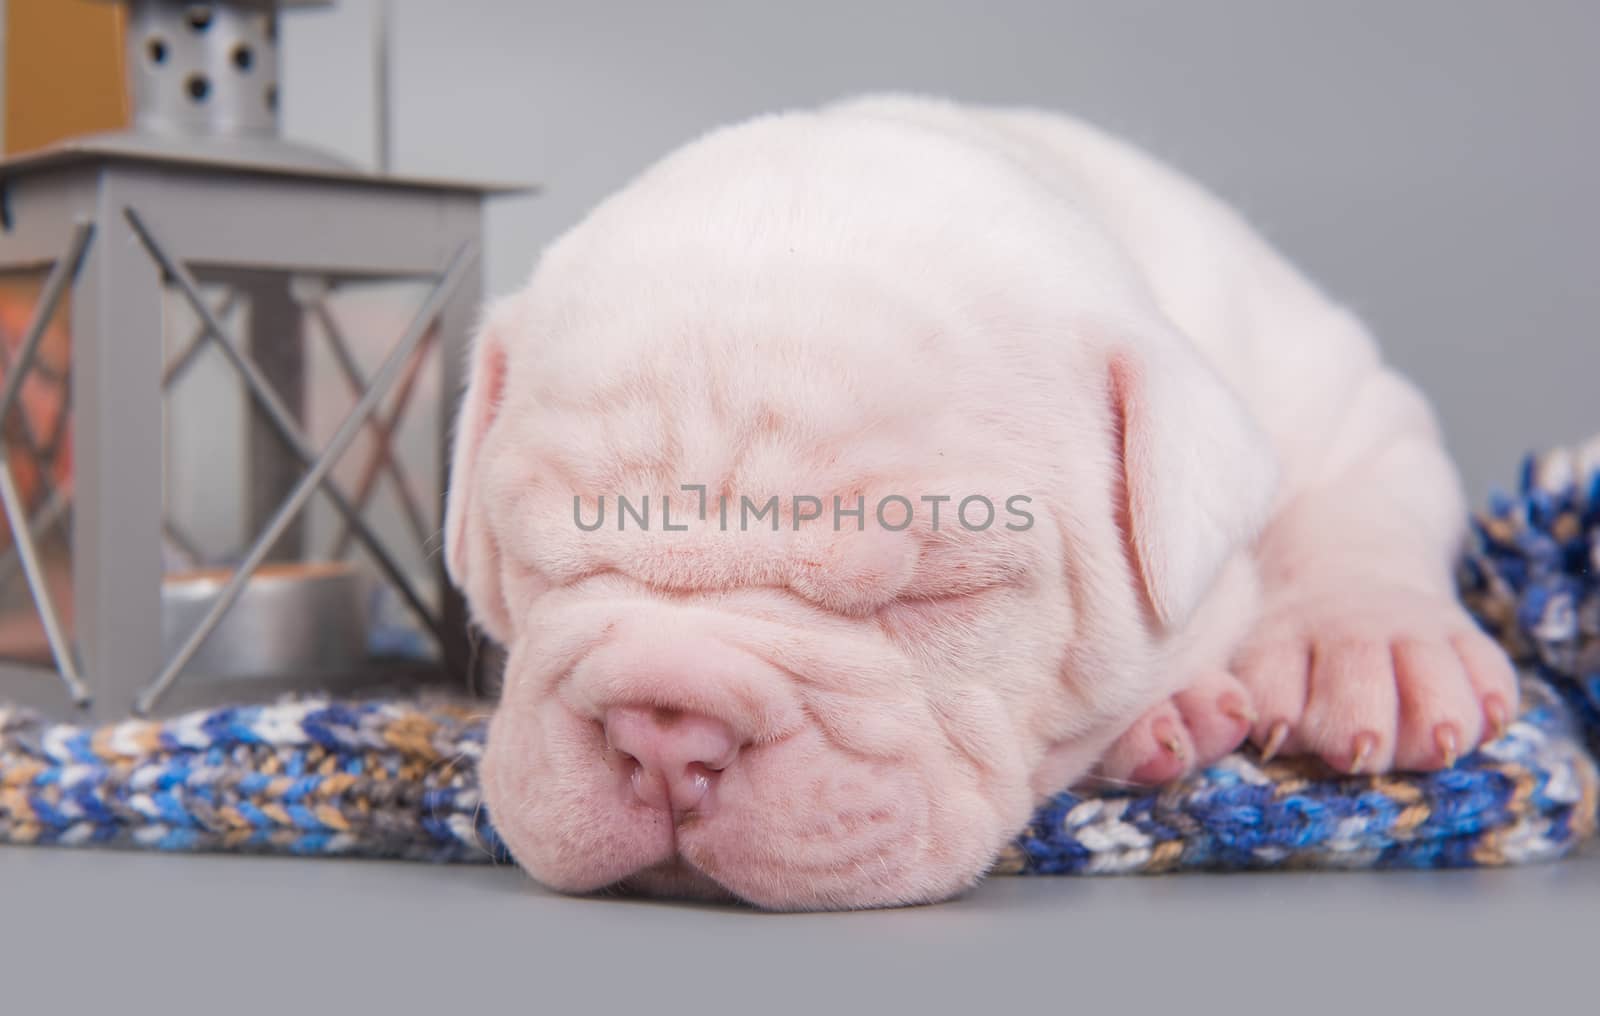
0, 0, 524, 719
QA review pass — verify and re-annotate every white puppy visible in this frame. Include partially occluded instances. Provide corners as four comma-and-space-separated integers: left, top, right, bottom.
444, 95, 1518, 909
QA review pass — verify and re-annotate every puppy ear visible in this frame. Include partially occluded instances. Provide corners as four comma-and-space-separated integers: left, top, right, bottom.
1108, 324, 1278, 630
444, 299, 515, 642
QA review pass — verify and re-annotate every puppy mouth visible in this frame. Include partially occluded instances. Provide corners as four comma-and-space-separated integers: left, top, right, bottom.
612, 856, 741, 905
488, 698, 957, 908
598, 806, 926, 910
488, 594, 990, 908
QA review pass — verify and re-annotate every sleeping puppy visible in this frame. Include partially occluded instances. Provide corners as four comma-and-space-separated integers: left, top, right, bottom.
444, 95, 1518, 909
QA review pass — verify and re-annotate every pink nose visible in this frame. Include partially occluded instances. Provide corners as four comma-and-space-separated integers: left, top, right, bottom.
603, 707, 742, 815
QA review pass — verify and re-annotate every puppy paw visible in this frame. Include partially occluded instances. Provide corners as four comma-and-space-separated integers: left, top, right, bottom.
1232, 583, 1519, 774
1096, 669, 1256, 786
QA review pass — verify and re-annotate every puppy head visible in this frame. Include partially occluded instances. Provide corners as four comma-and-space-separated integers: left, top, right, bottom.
445, 117, 1276, 910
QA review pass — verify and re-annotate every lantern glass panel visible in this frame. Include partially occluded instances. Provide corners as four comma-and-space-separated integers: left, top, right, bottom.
301, 278, 444, 607
161, 277, 251, 567
0, 270, 76, 669
159, 269, 443, 672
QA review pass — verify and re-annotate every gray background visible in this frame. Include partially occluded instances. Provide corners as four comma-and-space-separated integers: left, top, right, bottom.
0, 847, 1594, 1013
2, 3, 1596, 1009
285, 0, 1599, 499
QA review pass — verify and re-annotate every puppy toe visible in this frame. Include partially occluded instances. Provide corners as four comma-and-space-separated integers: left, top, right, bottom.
1451, 628, 1520, 743
1391, 636, 1481, 770
1173, 669, 1254, 764
1297, 638, 1398, 774
1098, 700, 1194, 786
1231, 638, 1311, 758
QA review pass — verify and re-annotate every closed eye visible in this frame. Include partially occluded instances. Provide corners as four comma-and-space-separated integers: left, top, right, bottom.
874, 587, 1009, 649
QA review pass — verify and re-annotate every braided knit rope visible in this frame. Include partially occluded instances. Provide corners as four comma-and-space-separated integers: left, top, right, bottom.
2, 441, 1597, 875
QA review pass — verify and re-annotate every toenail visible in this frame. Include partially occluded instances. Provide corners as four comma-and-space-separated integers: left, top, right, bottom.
1155, 720, 1186, 762
1219, 694, 1256, 727
1484, 696, 1512, 741
1349, 732, 1378, 775
1434, 723, 1460, 768
1259, 720, 1289, 763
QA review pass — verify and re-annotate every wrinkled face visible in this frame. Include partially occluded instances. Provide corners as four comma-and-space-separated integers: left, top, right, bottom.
444, 112, 1276, 910
444, 280, 1186, 910
479, 558, 1066, 910
486, 461, 1177, 904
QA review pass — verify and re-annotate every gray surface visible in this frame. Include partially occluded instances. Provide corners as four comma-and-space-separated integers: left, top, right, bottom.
285, 0, 1599, 498
0, 843, 1593, 1012
3, 2, 1590, 1007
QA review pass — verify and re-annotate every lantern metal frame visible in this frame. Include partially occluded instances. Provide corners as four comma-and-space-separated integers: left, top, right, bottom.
0, 140, 524, 719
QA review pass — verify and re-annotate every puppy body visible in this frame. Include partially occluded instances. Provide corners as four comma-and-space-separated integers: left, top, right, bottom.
446, 96, 1516, 908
